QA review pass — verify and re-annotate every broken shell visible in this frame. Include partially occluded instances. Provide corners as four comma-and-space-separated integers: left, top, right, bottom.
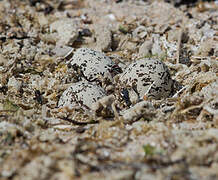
58, 81, 106, 109
120, 58, 174, 100
70, 48, 122, 82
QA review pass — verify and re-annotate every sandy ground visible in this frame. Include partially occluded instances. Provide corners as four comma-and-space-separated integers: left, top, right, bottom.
0, 0, 218, 179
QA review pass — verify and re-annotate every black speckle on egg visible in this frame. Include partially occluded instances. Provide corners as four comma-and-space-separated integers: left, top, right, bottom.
70, 48, 122, 82
120, 58, 174, 99
58, 81, 106, 109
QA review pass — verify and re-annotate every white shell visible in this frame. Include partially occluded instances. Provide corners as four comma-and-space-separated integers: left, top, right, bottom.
70, 48, 119, 82
120, 58, 173, 99
58, 81, 106, 109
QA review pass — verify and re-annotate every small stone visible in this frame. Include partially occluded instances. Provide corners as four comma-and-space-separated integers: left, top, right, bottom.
121, 101, 154, 123
151, 38, 163, 57
139, 40, 153, 57
167, 29, 180, 42
0, 54, 7, 66
50, 18, 80, 46
196, 38, 215, 56
52, 45, 73, 57
79, 28, 92, 37
94, 25, 112, 52
124, 41, 137, 52
7, 77, 22, 93
105, 14, 116, 21
37, 14, 48, 27
132, 26, 147, 39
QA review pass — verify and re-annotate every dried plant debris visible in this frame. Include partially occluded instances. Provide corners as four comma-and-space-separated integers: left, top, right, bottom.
0, 0, 218, 179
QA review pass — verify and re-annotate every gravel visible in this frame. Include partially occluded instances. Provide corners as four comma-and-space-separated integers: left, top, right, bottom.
0, 0, 217, 179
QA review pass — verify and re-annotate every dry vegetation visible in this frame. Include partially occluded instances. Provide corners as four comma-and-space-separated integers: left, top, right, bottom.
0, 0, 218, 179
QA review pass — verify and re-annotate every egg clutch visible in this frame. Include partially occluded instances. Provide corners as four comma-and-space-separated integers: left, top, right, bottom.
59, 48, 177, 111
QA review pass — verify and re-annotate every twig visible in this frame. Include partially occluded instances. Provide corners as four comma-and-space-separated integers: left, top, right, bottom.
176, 28, 183, 64
176, 17, 186, 64
60, 116, 98, 125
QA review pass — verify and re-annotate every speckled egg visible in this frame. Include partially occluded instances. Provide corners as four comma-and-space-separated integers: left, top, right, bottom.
70, 48, 122, 82
120, 58, 174, 100
58, 81, 106, 109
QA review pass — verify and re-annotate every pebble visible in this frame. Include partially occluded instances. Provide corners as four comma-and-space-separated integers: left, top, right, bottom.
0, 54, 8, 66
52, 45, 73, 57
94, 25, 112, 52
132, 26, 147, 39
58, 81, 106, 109
120, 58, 174, 100
7, 76, 22, 93
138, 40, 153, 57
50, 18, 80, 46
121, 101, 154, 123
